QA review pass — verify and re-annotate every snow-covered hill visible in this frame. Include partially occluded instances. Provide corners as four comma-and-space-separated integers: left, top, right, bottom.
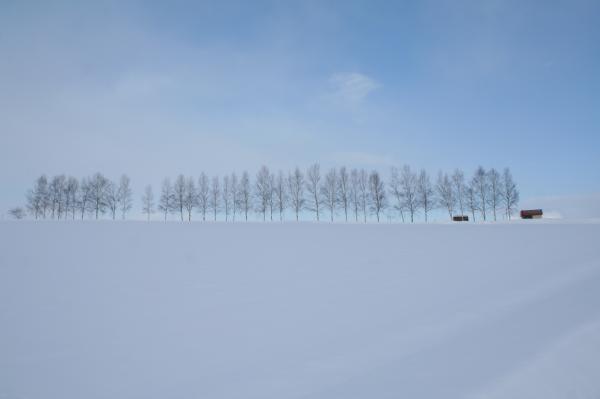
1, 221, 599, 398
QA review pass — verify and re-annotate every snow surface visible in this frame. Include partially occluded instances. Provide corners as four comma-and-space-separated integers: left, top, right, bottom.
1, 221, 600, 399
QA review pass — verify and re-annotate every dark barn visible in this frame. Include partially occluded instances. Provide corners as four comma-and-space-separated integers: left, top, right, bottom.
453, 215, 469, 222
520, 209, 543, 219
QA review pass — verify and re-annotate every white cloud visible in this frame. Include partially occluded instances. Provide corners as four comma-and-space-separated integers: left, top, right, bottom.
328, 72, 380, 104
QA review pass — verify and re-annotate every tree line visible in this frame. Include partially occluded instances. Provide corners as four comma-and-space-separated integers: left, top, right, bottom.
18, 165, 519, 223
21, 174, 133, 220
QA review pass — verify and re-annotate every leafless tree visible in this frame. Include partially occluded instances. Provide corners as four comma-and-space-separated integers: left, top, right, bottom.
141, 185, 154, 221
389, 167, 406, 223
9, 207, 26, 219
239, 171, 251, 221
173, 174, 186, 221
183, 177, 196, 221
49, 176, 62, 219
77, 178, 92, 220
400, 165, 418, 223
26, 175, 49, 219
210, 176, 220, 221
466, 184, 478, 222
158, 178, 174, 221
26, 190, 39, 219
349, 169, 360, 222
222, 175, 232, 221
64, 176, 79, 220
117, 175, 133, 220
502, 168, 519, 220
105, 181, 119, 220
487, 168, 502, 221
452, 169, 466, 217
287, 167, 305, 221
417, 169, 434, 222
436, 171, 455, 220
358, 169, 369, 223
255, 166, 271, 221
231, 172, 238, 222
472, 166, 488, 221
306, 163, 322, 221
267, 172, 275, 221
89, 173, 109, 219
49, 175, 66, 219
337, 166, 350, 222
197, 173, 209, 221
321, 168, 338, 222
275, 170, 287, 221
368, 170, 386, 222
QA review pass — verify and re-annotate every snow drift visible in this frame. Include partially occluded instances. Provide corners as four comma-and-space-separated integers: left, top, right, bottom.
1, 221, 600, 399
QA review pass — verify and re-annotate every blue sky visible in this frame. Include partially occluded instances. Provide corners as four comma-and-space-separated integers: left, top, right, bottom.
1, 0, 599, 217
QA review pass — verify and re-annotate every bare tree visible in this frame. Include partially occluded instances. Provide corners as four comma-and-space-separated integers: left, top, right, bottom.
287, 167, 305, 221
267, 172, 275, 221
26, 190, 39, 220
487, 168, 502, 221
210, 176, 220, 221
255, 166, 271, 221
466, 184, 478, 222
197, 173, 209, 221
436, 171, 455, 220
48, 176, 62, 219
26, 175, 49, 219
64, 176, 79, 220
275, 170, 287, 221
105, 180, 119, 220
183, 177, 196, 221
472, 166, 488, 221
306, 163, 322, 221
9, 207, 26, 219
389, 167, 406, 222
368, 170, 386, 222
417, 169, 434, 222
239, 171, 251, 221
349, 169, 360, 222
337, 166, 350, 222
400, 165, 418, 223
231, 172, 238, 222
222, 175, 231, 222
89, 173, 109, 219
77, 178, 92, 220
41, 178, 51, 218
321, 168, 338, 222
158, 178, 174, 221
48, 175, 66, 219
173, 174, 186, 221
452, 169, 466, 217
358, 169, 368, 223
502, 168, 519, 220
117, 175, 133, 220
141, 185, 154, 221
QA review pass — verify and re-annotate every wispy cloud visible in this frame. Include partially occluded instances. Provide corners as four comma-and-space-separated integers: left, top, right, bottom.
328, 72, 380, 104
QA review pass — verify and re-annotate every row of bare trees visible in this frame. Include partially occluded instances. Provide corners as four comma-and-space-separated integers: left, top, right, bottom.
24, 173, 133, 220
137, 164, 518, 223
18, 165, 518, 222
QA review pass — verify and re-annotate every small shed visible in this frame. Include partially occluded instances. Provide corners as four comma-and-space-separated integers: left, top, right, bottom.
453, 215, 469, 222
520, 209, 543, 219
